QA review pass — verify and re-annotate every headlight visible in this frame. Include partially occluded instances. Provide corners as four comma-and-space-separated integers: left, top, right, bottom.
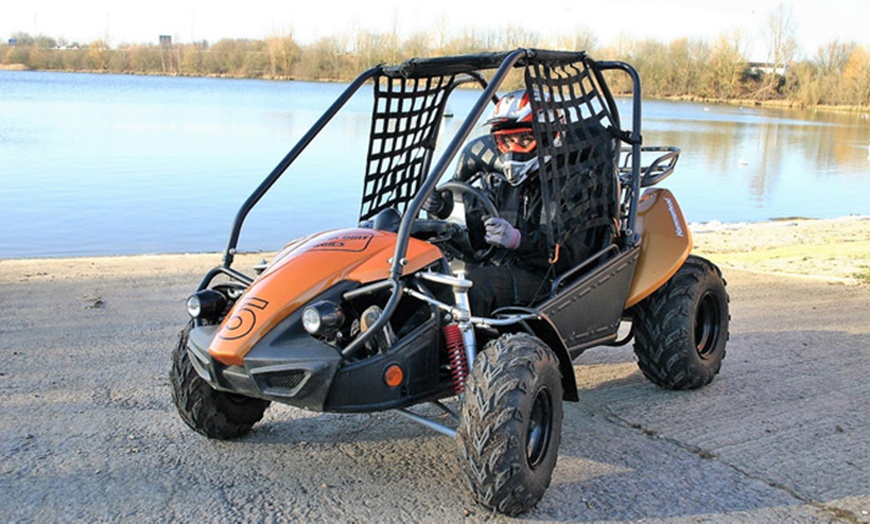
186, 295, 202, 318
186, 289, 228, 320
302, 300, 345, 336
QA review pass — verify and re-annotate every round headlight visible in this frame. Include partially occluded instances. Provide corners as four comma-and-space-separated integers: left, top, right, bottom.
186, 294, 202, 318
302, 307, 322, 334
302, 300, 345, 336
186, 289, 228, 320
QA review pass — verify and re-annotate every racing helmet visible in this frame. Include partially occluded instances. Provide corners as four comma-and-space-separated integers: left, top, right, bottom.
487, 89, 562, 186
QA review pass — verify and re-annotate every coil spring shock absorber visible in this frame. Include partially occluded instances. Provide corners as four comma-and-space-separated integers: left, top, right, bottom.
443, 323, 467, 394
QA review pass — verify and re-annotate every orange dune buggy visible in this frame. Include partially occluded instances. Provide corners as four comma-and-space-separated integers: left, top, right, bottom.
171, 49, 729, 515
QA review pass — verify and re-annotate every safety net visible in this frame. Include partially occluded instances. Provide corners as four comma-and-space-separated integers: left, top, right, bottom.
358, 74, 457, 221
358, 51, 622, 261
523, 53, 621, 259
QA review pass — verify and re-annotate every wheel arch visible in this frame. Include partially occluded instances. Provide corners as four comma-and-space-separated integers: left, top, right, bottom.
497, 313, 579, 402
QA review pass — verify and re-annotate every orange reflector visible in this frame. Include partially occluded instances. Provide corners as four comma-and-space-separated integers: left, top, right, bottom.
384, 365, 404, 387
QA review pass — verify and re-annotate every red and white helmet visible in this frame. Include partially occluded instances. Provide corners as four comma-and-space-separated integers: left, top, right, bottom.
487, 89, 561, 186
488, 90, 536, 131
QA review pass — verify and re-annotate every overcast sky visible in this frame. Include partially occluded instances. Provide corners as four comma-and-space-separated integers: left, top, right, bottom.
3, 0, 867, 61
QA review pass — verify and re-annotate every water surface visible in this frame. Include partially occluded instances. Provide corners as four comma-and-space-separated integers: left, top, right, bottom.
1, 71, 868, 258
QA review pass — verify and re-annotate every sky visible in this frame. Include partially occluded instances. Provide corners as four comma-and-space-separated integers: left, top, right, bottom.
2, 0, 868, 61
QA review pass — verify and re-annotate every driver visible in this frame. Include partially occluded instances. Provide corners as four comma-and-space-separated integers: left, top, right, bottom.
425, 89, 569, 316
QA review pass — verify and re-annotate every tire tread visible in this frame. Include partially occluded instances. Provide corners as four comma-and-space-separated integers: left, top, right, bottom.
170, 322, 269, 439
632, 256, 730, 390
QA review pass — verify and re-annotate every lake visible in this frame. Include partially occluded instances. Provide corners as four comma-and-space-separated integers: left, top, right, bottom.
1, 70, 868, 259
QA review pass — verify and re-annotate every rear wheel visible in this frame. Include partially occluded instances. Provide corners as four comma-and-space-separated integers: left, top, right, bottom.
457, 333, 563, 516
632, 255, 730, 389
170, 321, 269, 439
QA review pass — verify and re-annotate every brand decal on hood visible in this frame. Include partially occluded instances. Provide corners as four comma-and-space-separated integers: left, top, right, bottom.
310, 232, 374, 252
663, 197, 685, 238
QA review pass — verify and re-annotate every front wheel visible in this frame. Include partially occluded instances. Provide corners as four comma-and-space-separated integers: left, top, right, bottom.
632, 255, 730, 389
457, 333, 563, 516
170, 321, 269, 439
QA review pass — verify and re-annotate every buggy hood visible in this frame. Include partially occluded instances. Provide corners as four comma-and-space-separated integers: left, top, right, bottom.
208, 228, 442, 366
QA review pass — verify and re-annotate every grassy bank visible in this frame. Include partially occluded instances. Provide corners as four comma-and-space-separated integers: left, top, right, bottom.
691, 216, 870, 283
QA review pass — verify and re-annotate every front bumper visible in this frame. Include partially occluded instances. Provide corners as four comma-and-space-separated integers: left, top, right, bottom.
186, 318, 342, 411
186, 314, 454, 413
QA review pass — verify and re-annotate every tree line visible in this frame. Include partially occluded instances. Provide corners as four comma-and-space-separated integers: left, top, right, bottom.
3, 25, 869, 109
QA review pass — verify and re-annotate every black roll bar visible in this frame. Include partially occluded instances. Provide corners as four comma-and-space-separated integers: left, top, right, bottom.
596, 61, 643, 237
220, 66, 382, 269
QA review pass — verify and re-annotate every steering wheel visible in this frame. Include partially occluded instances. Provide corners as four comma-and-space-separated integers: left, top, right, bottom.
430, 179, 500, 263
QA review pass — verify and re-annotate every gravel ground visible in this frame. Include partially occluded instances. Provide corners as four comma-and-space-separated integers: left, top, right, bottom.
1, 223, 868, 522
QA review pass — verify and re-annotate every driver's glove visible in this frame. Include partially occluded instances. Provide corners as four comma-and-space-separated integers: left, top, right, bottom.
423, 191, 446, 215
484, 217, 521, 250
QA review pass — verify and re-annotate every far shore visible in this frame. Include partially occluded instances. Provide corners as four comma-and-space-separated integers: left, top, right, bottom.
664, 93, 870, 115
4, 66, 869, 115
2, 216, 868, 285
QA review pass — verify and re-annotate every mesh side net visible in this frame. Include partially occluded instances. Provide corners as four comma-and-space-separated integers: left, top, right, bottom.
359, 74, 455, 222
524, 56, 620, 257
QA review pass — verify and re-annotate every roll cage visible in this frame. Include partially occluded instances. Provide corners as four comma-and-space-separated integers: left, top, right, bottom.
200, 48, 661, 359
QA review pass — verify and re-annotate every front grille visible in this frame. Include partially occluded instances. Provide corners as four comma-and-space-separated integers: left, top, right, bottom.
263, 370, 306, 391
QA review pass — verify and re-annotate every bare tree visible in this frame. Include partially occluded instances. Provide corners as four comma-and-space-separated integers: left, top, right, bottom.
402, 31, 432, 60
433, 15, 450, 55
757, 2, 798, 100
549, 29, 597, 53
498, 25, 540, 50
669, 38, 708, 97
265, 33, 300, 78
815, 40, 856, 76
842, 45, 870, 106
88, 39, 110, 71
296, 36, 347, 81
571, 30, 598, 54
703, 31, 748, 99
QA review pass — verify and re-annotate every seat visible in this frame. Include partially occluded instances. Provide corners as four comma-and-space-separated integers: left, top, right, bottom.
454, 134, 502, 182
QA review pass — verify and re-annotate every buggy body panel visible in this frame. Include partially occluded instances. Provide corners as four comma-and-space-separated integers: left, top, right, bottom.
625, 188, 692, 308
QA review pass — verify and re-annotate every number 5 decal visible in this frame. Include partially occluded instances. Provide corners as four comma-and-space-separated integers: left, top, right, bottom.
218, 297, 269, 341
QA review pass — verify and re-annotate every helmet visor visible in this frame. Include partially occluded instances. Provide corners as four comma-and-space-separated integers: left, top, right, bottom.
493, 128, 537, 154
